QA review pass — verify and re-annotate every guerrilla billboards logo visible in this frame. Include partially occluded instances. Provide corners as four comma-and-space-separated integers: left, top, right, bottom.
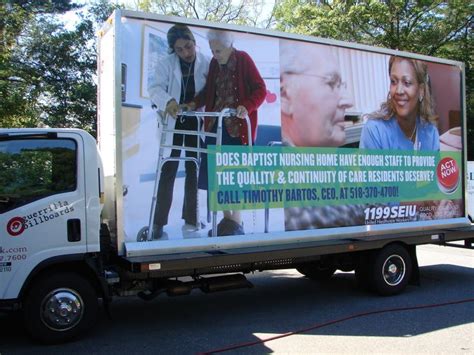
437, 157, 460, 194
6, 217, 25, 237
6, 201, 74, 237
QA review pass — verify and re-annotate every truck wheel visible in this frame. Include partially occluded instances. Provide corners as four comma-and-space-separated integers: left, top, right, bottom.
371, 244, 412, 296
296, 264, 336, 281
23, 272, 98, 344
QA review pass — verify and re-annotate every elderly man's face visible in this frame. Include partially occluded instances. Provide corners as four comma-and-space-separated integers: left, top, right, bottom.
281, 46, 353, 147
209, 40, 233, 65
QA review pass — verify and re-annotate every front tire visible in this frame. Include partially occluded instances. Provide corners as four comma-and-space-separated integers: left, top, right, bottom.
23, 272, 98, 344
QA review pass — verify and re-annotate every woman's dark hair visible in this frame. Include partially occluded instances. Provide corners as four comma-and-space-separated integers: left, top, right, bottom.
367, 56, 437, 125
167, 24, 195, 53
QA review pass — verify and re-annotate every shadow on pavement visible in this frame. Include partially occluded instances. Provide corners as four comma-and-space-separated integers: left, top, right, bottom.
0, 263, 473, 354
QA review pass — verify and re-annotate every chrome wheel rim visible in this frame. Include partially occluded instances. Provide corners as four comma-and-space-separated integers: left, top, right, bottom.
382, 254, 406, 286
40, 288, 84, 331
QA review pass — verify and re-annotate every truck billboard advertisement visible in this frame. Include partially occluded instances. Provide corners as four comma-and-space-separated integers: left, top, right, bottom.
102, 14, 464, 244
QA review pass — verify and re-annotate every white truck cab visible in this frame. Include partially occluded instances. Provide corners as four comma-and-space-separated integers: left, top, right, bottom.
0, 129, 104, 342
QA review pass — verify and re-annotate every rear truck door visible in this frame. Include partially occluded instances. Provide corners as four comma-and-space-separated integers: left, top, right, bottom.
0, 131, 88, 300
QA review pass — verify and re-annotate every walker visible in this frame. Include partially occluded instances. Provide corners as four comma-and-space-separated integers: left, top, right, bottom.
137, 108, 252, 241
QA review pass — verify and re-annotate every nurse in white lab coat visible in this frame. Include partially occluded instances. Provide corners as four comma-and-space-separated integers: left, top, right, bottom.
148, 24, 210, 238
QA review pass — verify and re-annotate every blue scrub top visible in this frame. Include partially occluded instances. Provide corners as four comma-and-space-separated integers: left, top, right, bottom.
359, 116, 440, 151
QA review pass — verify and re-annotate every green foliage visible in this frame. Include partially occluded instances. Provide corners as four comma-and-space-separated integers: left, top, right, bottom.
0, 150, 53, 195
1, 1, 77, 127
274, 1, 472, 52
274, 0, 473, 158
0, 144, 76, 213
0, 0, 119, 135
128, 0, 270, 26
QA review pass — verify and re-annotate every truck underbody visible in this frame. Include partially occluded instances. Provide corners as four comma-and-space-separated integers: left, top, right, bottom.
103, 226, 474, 301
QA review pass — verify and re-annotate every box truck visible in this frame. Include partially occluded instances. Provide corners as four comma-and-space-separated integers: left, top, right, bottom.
1, 9, 472, 343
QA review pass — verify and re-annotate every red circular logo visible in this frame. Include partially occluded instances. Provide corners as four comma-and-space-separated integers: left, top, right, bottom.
436, 157, 460, 193
7, 217, 25, 237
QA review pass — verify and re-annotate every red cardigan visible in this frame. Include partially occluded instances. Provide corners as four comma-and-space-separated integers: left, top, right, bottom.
194, 49, 266, 145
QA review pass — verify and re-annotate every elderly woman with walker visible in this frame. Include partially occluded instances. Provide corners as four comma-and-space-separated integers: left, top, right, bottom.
188, 29, 266, 236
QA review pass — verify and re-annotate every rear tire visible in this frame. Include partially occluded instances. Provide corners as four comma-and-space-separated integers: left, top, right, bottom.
297, 263, 337, 281
370, 244, 413, 296
23, 272, 98, 344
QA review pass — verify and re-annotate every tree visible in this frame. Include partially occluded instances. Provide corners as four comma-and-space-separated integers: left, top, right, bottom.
274, 1, 472, 53
125, 0, 275, 27
1, 0, 119, 135
1, 1, 79, 127
274, 0, 473, 157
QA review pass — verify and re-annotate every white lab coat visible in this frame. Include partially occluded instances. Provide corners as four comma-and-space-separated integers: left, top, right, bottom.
148, 51, 210, 121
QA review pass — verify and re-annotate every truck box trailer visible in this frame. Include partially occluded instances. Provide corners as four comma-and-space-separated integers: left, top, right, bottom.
0, 9, 473, 343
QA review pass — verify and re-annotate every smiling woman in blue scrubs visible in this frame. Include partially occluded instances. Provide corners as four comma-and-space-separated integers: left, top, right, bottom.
360, 56, 439, 151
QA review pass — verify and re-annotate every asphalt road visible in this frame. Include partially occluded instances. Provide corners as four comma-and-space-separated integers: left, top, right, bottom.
1, 244, 473, 354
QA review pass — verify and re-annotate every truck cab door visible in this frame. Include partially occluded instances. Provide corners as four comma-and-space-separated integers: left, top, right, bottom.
0, 132, 88, 299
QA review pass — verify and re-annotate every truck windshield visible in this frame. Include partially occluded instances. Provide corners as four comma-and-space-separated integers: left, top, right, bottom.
0, 138, 77, 214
